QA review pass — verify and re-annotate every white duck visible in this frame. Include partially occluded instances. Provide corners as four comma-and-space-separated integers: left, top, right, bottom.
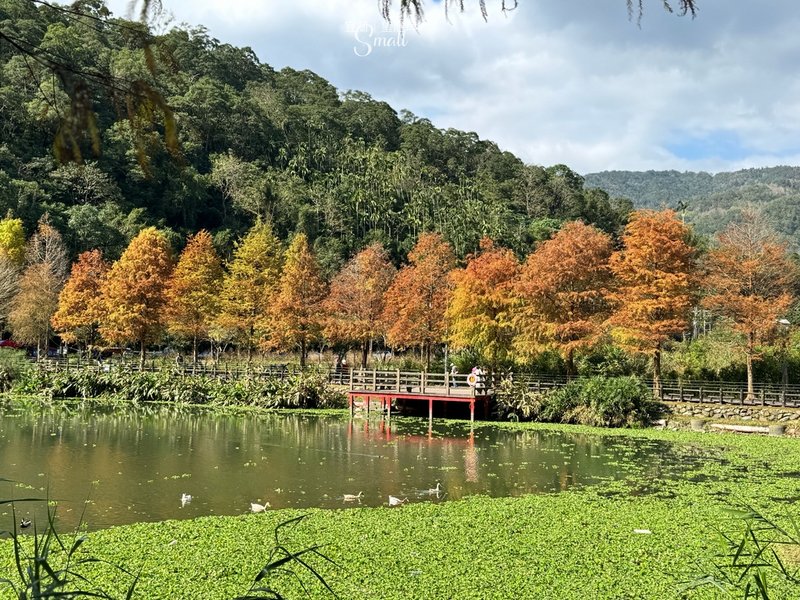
180, 493, 192, 508
343, 492, 363, 502
250, 502, 270, 513
388, 495, 407, 507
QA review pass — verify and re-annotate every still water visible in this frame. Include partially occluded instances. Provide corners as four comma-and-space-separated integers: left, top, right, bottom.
1, 405, 708, 531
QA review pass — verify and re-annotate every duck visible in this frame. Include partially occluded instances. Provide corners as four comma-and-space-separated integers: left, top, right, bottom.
425, 483, 442, 495
343, 492, 363, 502
388, 495, 407, 507
180, 493, 192, 507
19, 517, 31, 529
250, 502, 270, 513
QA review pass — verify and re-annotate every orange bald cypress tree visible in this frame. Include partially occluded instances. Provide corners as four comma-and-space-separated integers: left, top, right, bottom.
514, 221, 613, 378
269, 233, 327, 368
51, 249, 109, 349
702, 216, 798, 396
382, 232, 456, 368
99, 227, 173, 368
607, 210, 696, 395
165, 230, 223, 362
323, 242, 396, 368
446, 238, 519, 372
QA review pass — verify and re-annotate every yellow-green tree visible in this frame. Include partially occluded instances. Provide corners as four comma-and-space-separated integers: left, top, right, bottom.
0, 216, 26, 266
215, 221, 282, 362
99, 227, 173, 367
447, 238, 519, 372
51, 249, 108, 349
514, 221, 613, 378
607, 210, 696, 395
165, 230, 223, 362
269, 233, 327, 368
383, 232, 456, 368
323, 243, 396, 368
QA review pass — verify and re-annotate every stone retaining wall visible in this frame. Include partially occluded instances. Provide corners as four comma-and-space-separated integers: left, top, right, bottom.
666, 402, 800, 423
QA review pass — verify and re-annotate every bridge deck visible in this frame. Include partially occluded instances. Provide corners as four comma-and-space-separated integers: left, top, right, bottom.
343, 369, 492, 422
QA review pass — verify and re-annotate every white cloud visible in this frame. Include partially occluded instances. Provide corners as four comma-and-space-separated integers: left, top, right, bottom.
106, 0, 800, 174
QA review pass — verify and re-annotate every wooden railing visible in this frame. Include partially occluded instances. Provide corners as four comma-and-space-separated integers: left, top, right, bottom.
30, 358, 800, 408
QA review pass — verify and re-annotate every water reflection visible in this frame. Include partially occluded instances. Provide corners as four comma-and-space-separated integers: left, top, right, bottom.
0, 405, 712, 531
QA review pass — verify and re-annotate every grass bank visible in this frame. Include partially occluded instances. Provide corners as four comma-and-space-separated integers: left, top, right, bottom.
3, 422, 800, 599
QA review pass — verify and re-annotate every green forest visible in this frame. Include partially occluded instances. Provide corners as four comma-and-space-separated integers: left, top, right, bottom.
585, 166, 800, 243
0, 0, 633, 273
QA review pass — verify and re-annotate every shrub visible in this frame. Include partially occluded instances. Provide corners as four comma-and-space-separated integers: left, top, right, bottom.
495, 375, 660, 428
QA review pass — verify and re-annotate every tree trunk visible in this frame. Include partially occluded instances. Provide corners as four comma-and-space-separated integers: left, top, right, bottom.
300, 338, 307, 369
140, 339, 146, 370
192, 336, 198, 364
361, 340, 368, 370
566, 347, 576, 381
746, 331, 755, 398
652, 347, 662, 399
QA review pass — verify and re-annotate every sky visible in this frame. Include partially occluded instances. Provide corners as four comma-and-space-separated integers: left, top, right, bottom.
106, 0, 800, 174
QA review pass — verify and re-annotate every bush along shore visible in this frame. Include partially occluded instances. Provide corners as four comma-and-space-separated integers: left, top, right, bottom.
6, 367, 346, 410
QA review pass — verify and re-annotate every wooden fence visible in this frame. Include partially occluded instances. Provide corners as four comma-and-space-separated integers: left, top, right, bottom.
32, 358, 800, 408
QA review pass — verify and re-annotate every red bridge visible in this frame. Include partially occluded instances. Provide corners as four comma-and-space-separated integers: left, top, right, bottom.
341, 369, 492, 422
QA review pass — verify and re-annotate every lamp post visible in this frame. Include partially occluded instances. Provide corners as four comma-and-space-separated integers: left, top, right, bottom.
778, 318, 791, 388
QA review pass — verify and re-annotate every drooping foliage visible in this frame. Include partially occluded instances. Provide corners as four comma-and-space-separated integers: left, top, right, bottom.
0, 0, 630, 265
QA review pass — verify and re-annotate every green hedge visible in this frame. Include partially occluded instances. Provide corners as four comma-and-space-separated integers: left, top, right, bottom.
495, 375, 660, 428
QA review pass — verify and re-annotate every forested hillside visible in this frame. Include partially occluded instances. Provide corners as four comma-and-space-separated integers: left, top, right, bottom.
585, 167, 800, 241
0, 0, 632, 271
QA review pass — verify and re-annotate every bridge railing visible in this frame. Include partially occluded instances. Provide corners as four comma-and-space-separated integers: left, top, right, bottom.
29, 359, 800, 408
345, 369, 484, 397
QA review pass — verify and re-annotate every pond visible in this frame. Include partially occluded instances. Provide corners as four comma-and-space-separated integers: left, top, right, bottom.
1, 405, 714, 531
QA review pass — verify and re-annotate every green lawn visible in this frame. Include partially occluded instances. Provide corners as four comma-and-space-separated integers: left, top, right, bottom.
3, 423, 800, 599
